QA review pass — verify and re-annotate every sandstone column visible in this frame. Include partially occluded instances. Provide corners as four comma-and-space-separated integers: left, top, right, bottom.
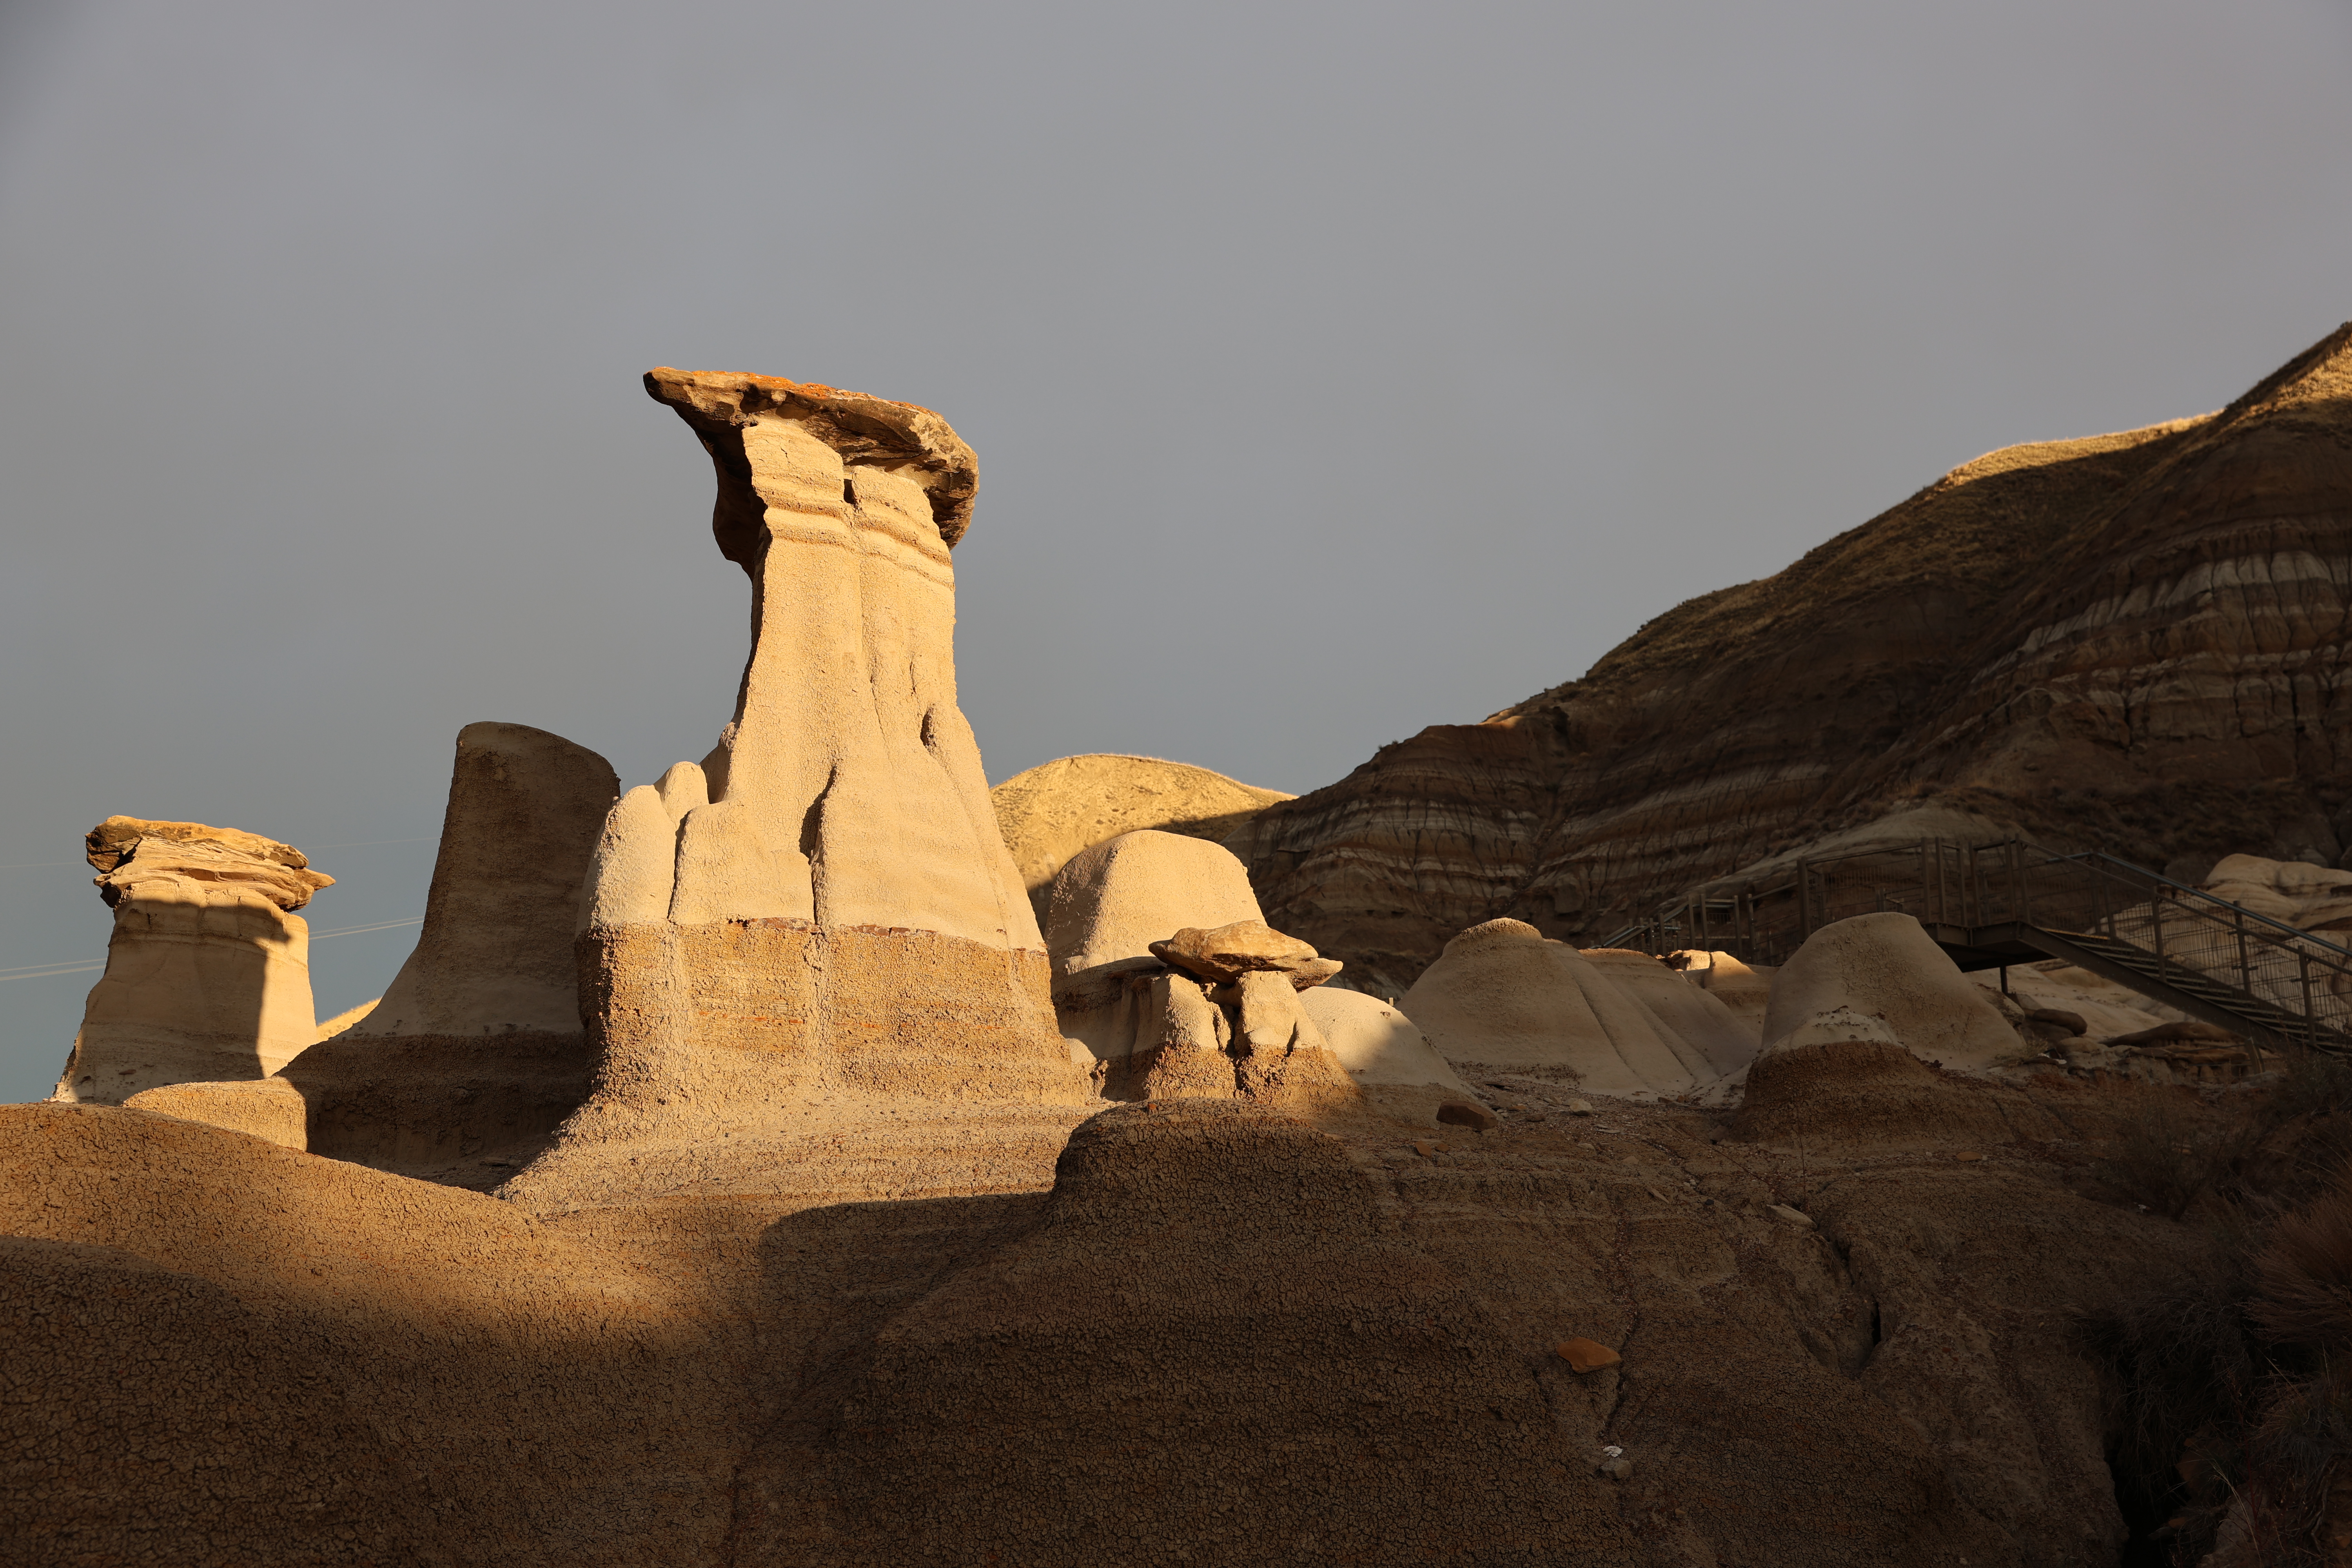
341, 722, 617, 1041
548, 370, 1088, 1160
281, 722, 619, 1185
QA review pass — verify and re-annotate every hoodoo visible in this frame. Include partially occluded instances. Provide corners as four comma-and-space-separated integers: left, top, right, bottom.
53, 818, 332, 1103
515, 371, 1091, 1199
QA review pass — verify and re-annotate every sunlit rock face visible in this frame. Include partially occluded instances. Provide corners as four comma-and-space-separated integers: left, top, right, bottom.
347, 722, 618, 1042
631, 368, 1028, 945
1234, 323, 2352, 987
53, 818, 332, 1103
518, 371, 1088, 1196
990, 753, 1292, 925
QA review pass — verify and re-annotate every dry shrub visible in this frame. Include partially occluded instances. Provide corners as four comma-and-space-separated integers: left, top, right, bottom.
2083, 1066, 2352, 1564
2094, 1095, 2255, 1220
2232, 1372, 2352, 1567
2244, 1053, 2352, 1203
2084, 1256, 2262, 1564
2264, 1053, 2352, 1129
2220, 1174, 2352, 1566
2253, 1185, 2352, 1347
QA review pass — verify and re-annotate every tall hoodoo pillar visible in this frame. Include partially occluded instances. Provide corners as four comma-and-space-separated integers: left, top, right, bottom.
550, 370, 1087, 1160
639, 367, 1032, 943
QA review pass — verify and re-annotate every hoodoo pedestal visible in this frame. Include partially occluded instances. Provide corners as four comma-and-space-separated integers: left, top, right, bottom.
527, 371, 1089, 1186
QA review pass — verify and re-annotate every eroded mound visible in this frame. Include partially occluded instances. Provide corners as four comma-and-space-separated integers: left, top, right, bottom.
992, 753, 1292, 917
0, 1104, 740, 1565
730, 1100, 1640, 1566
1732, 1036, 2033, 1148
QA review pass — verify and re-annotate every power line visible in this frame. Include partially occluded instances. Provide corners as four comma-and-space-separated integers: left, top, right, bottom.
0, 916, 421, 982
0, 960, 103, 980
312, 918, 425, 939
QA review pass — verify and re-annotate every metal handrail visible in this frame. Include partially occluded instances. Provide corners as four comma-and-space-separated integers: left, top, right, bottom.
1633, 836, 2352, 1051
2058, 848, 2352, 960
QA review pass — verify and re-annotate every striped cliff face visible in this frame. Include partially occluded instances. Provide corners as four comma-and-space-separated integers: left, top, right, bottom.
1234, 325, 2352, 989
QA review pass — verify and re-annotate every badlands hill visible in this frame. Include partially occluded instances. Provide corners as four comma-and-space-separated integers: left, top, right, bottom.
1231, 324, 2352, 992
14, 353, 2352, 1567
990, 753, 1291, 919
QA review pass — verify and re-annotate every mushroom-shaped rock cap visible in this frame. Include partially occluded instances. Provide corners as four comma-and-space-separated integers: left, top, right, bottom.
644, 367, 979, 550
86, 816, 311, 876
84, 817, 332, 911
1151, 920, 1341, 989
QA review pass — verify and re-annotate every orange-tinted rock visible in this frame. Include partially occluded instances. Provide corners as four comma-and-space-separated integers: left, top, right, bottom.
84, 817, 331, 911
1557, 1336, 1621, 1373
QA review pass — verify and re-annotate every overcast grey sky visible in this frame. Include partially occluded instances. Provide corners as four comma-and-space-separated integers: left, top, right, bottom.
2, 0, 2348, 1100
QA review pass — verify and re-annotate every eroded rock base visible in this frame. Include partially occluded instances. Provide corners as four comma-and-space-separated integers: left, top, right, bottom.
0, 1064, 2235, 1568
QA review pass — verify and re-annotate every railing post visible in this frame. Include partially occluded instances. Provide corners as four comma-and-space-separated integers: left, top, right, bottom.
2151, 892, 2164, 968
2301, 949, 2316, 1050
2237, 909, 2252, 996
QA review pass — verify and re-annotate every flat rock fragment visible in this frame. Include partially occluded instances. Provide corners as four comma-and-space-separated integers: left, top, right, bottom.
1151, 919, 1330, 986
1557, 1337, 1622, 1373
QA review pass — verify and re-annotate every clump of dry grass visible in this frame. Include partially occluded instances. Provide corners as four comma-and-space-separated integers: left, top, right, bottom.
2229, 1371, 2352, 1566
2253, 1185, 2352, 1347
2244, 1053, 2352, 1204
2137, 1172, 2352, 1567
2083, 1253, 2261, 1563
2084, 1060, 2352, 1563
2093, 1095, 2257, 1220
